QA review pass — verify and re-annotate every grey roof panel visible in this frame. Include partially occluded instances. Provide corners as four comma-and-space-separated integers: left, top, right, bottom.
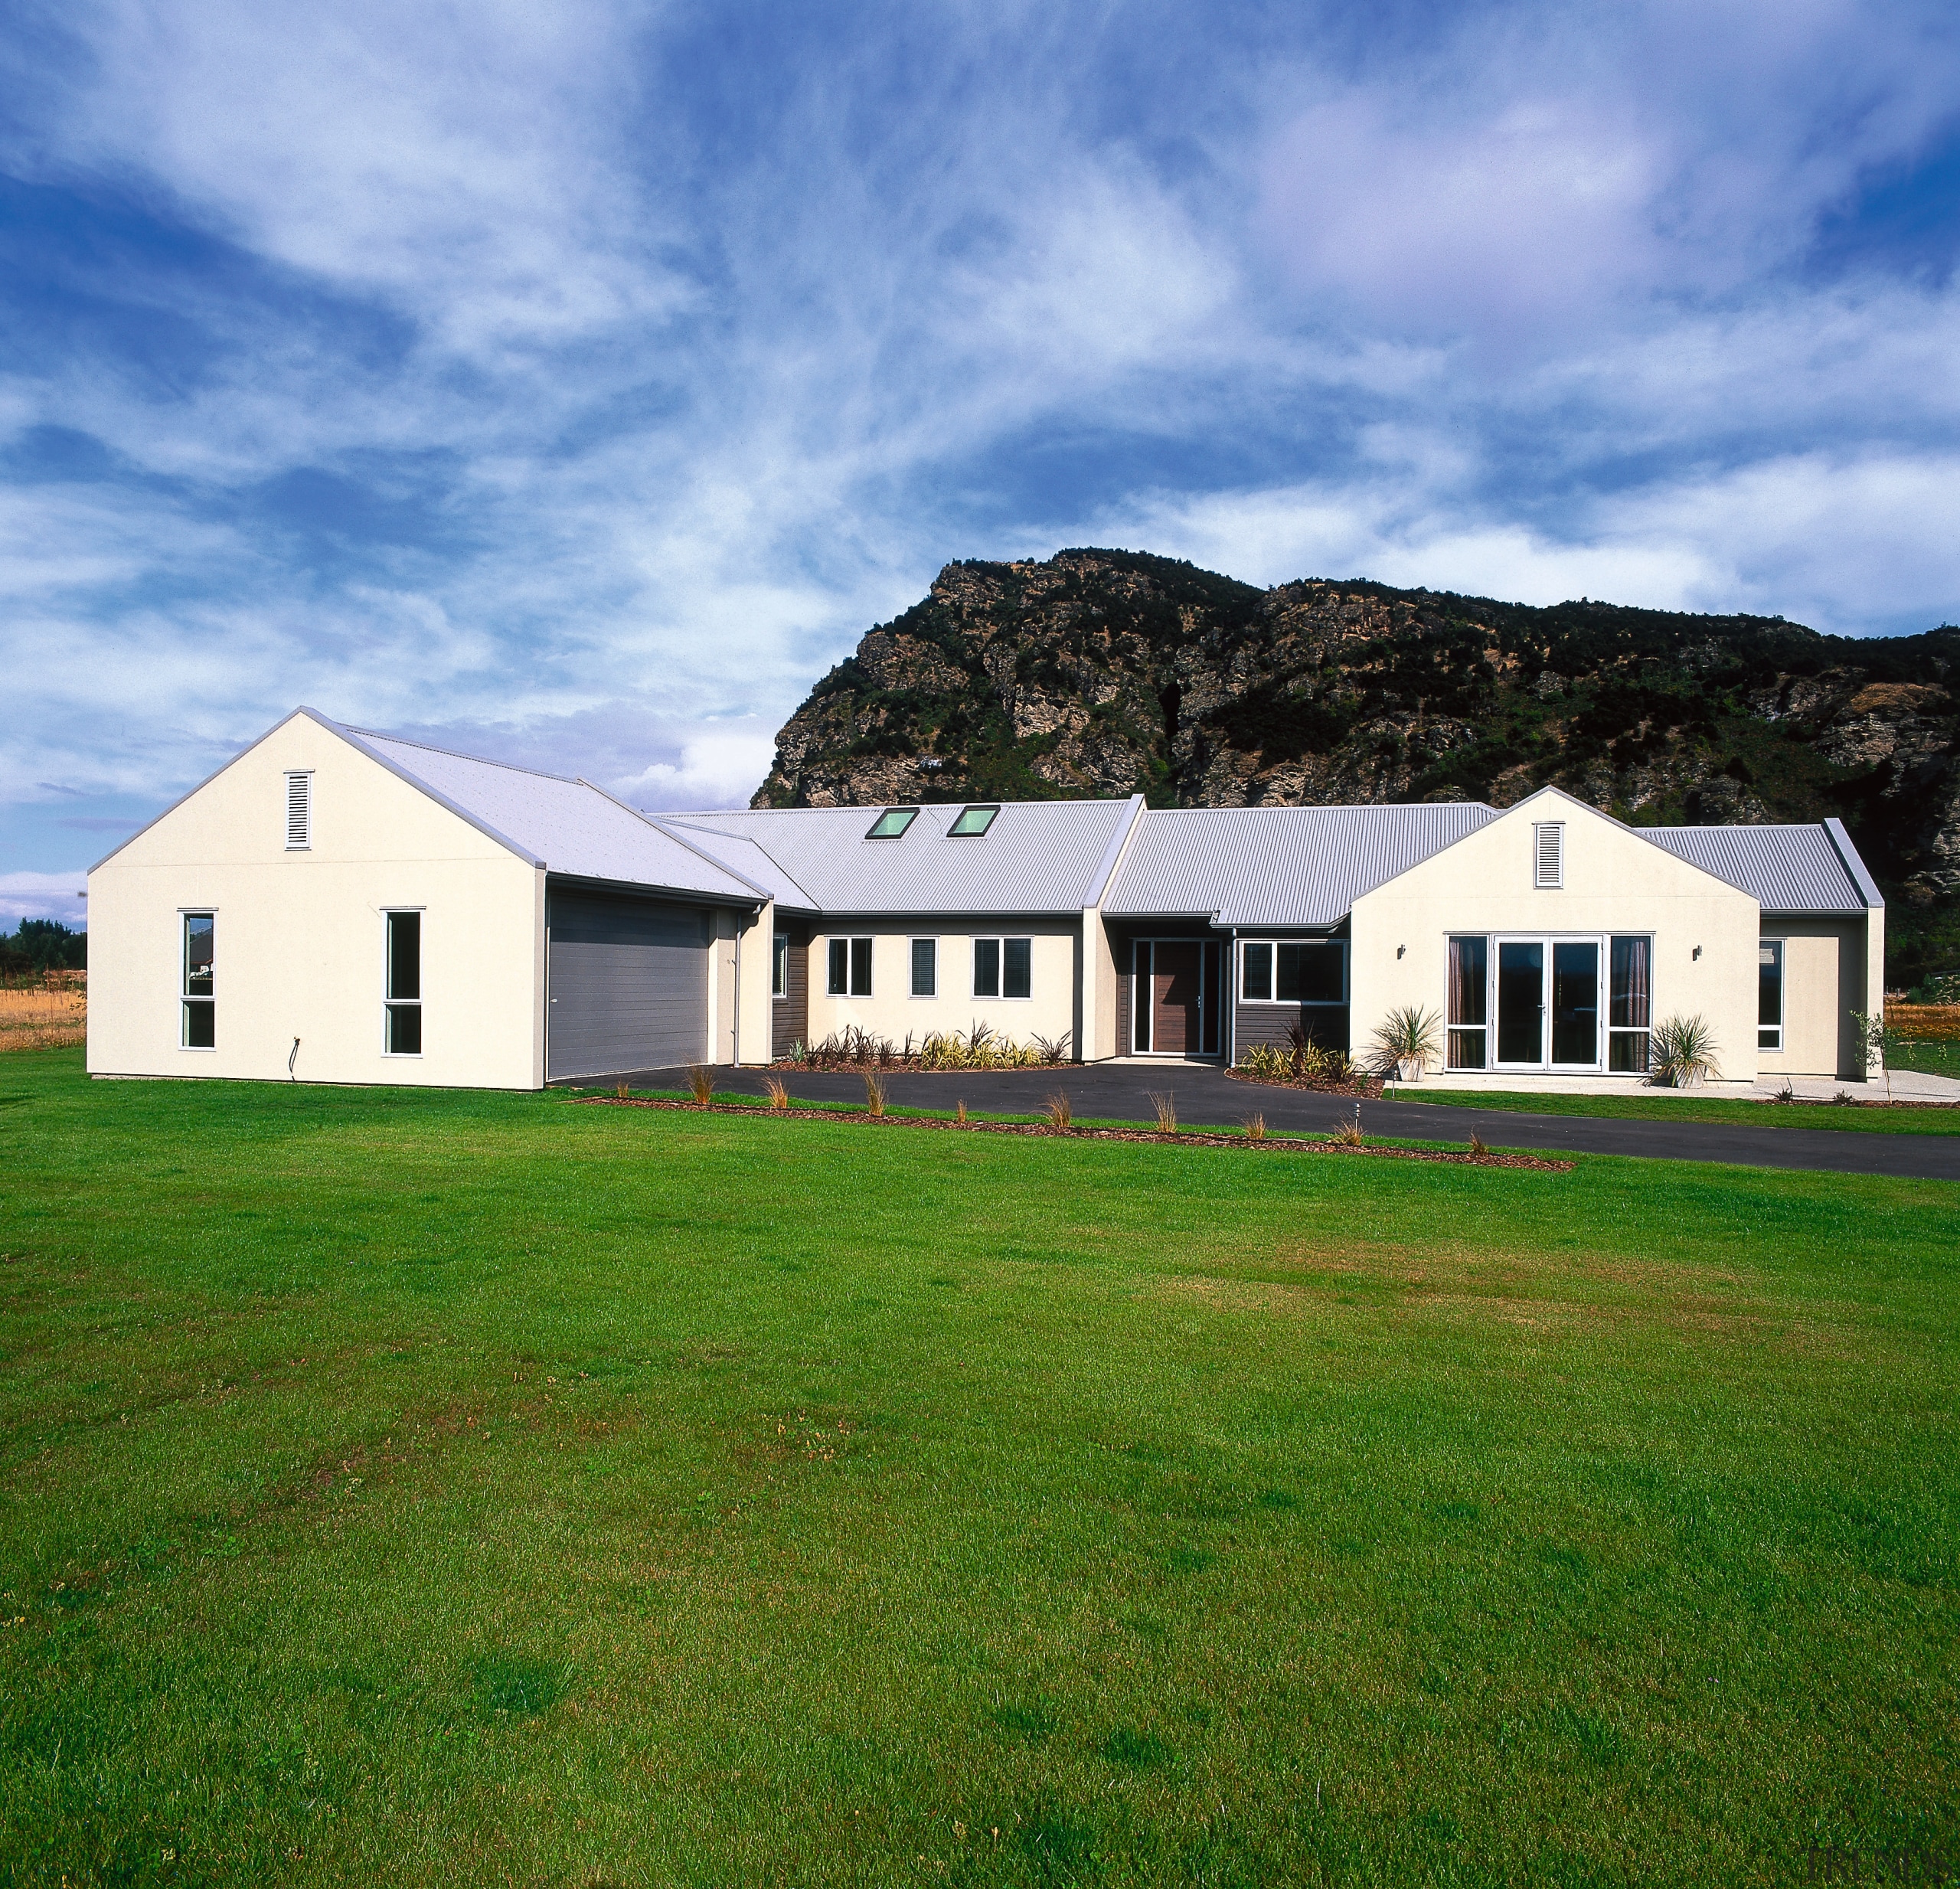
1641, 823, 1876, 913
654, 820, 818, 910
671, 798, 1142, 916
349, 730, 763, 903
1104, 802, 1499, 927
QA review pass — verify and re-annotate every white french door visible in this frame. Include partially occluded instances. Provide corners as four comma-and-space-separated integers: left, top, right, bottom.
1492, 935, 1604, 1072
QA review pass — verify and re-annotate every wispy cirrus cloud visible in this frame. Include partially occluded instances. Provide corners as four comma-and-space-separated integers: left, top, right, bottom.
2, 0, 1956, 910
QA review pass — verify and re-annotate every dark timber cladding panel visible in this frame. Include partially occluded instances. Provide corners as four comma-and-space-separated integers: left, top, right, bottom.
547, 890, 710, 1080
1235, 1002, 1350, 1054
773, 923, 810, 1060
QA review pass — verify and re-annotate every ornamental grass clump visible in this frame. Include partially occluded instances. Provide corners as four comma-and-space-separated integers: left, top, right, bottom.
1043, 1091, 1073, 1131
1370, 1005, 1443, 1079
1148, 1090, 1178, 1134
763, 1075, 790, 1110
863, 1070, 888, 1117
1241, 1113, 1266, 1142
1648, 1015, 1720, 1088
685, 1064, 714, 1106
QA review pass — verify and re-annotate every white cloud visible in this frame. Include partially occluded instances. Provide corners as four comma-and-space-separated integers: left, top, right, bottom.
1, 0, 1956, 855
0, 871, 91, 930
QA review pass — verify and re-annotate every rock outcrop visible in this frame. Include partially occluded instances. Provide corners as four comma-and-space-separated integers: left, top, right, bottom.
755, 550, 1960, 983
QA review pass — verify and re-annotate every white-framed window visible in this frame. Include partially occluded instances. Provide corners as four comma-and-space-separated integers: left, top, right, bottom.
772, 933, 789, 999
1446, 934, 1486, 1069
972, 936, 1031, 999
1239, 940, 1346, 1005
181, 910, 215, 1049
384, 909, 422, 1055
1759, 940, 1783, 1052
910, 936, 937, 997
1534, 821, 1564, 888
285, 770, 312, 850
827, 936, 873, 997
1609, 935, 1652, 1072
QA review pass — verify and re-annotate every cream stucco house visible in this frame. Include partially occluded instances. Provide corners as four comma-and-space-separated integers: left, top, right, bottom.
87, 708, 1885, 1091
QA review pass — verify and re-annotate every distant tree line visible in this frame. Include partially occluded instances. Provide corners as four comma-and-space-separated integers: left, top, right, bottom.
1, 918, 87, 979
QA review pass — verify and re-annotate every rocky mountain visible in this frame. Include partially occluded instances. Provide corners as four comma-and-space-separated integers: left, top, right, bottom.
754, 550, 1960, 986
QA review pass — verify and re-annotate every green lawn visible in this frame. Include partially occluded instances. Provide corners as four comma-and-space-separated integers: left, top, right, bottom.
1391, 1086, 1960, 1134
1894, 1039, 1960, 1082
3, 1047, 1957, 1887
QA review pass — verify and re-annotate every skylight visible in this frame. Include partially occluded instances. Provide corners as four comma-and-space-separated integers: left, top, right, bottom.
948, 804, 998, 838
865, 806, 919, 839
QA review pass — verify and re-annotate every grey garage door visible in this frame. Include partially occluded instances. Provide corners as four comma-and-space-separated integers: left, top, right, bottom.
547, 891, 710, 1080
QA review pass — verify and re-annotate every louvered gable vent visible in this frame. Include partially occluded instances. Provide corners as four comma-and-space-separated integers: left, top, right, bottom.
1534, 820, 1563, 888
285, 770, 312, 851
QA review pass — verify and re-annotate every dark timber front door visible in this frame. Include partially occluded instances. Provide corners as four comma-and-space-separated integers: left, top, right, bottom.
1150, 943, 1202, 1054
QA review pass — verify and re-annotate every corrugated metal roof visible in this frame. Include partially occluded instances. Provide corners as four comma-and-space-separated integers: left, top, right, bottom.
345, 728, 766, 903
1641, 823, 1878, 912
1103, 803, 1499, 928
654, 820, 817, 910
672, 798, 1142, 916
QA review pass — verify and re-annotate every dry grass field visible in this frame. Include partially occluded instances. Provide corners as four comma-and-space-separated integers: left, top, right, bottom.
0, 983, 86, 1052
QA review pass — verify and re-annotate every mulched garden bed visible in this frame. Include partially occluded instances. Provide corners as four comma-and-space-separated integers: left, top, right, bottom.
574, 1094, 1573, 1170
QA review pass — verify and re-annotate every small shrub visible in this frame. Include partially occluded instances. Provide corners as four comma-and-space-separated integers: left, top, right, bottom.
614, 1082, 631, 1100
1649, 1015, 1720, 1087
1030, 1031, 1073, 1066
1329, 1107, 1364, 1148
1148, 1090, 1178, 1133
685, 1064, 714, 1105
863, 1070, 887, 1117
1468, 1129, 1488, 1158
1370, 1004, 1443, 1077
763, 1075, 790, 1110
1043, 1090, 1073, 1131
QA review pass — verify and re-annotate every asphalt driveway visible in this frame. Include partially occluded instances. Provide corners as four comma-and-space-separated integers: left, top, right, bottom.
571, 1061, 1960, 1182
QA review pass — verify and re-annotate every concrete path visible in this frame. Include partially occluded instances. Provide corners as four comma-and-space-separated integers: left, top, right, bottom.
579, 1062, 1960, 1182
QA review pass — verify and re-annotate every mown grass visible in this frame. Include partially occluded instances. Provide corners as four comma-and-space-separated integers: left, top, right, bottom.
2, 1047, 1957, 1887
1894, 1039, 1960, 1081
1396, 1085, 1960, 1135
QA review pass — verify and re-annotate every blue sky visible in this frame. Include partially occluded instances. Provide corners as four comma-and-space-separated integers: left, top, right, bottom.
4, 0, 1958, 926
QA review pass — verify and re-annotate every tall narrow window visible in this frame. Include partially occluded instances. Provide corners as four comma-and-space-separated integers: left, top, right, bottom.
972, 937, 1000, 998
911, 936, 937, 997
1758, 940, 1783, 1051
1534, 821, 1563, 888
385, 910, 422, 1054
1447, 935, 1487, 1069
828, 937, 873, 996
1003, 937, 1032, 1000
181, 912, 215, 1048
1241, 941, 1273, 1001
1609, 935, 1651, 1072
285, 770, 312, 850
772, 933, 789, 999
